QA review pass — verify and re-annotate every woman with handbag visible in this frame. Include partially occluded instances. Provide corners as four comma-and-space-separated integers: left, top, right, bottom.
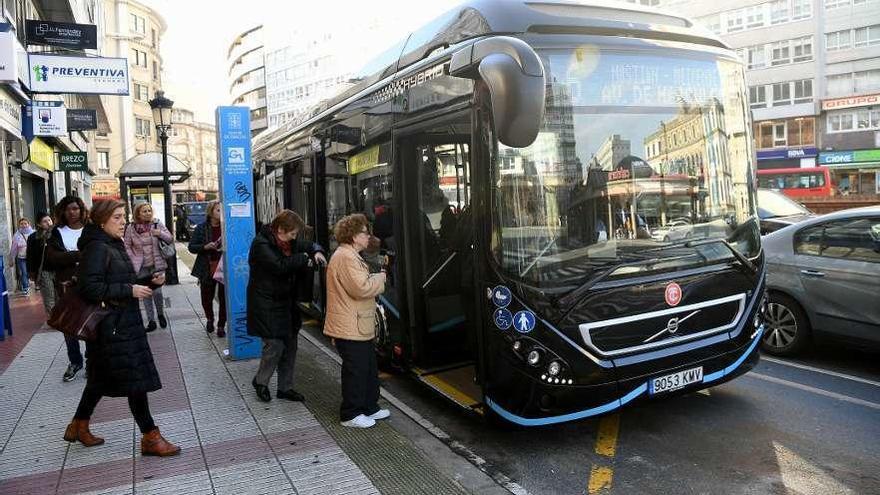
64, 199, 179, 456
188, 200, 226, 337
124, 202, 173, 332
323, 214, 388, 428
46, 196, 88, 382
247, 210, 326, 403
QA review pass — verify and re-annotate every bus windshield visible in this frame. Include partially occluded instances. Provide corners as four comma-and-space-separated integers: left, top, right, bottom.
491, 45, 759, 286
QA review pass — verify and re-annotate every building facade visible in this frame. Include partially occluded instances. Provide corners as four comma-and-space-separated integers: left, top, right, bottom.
2, 0, 112, 289
91, 0, 165, 201
657, 0, 880, 197
227, 25, 267, 136
168, 107, 218, 202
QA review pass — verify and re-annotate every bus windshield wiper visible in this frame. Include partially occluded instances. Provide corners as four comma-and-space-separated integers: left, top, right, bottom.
556, 256, 663, 308
683, 237, 758, 275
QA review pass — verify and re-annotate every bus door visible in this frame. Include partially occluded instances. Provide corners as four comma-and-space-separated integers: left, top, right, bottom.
397, 117, 481, 411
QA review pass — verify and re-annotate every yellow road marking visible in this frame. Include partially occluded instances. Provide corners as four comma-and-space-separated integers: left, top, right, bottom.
419, 374, 479, 408
588, 413, 621, 494
594, 414, 620, 457
588, 466, 614, 493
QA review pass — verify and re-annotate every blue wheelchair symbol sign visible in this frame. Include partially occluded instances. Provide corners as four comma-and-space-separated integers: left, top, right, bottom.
491, 286, 512, 308
493, 308, 513, 330
513, 311, 536, 333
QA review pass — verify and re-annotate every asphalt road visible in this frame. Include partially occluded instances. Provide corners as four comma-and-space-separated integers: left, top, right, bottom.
176, 245, 878, 494
306, 327, 880, 495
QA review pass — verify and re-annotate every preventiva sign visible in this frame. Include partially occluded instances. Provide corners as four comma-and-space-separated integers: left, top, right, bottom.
28, 54, 129, 95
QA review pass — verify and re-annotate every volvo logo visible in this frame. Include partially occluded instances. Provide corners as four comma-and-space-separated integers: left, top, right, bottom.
644, 310, 700, 343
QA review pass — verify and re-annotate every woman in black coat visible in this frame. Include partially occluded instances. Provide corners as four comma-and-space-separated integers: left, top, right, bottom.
63, 199, 180, 457
248, 210, 326, 402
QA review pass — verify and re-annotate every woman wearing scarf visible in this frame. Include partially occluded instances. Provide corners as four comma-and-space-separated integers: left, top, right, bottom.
247, 210, 326, 403
124, 203, 173, 332
10, 217, 34, 294
25, 212, 56, 314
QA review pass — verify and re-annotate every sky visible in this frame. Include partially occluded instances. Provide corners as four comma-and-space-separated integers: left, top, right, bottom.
139, 0, 462, 123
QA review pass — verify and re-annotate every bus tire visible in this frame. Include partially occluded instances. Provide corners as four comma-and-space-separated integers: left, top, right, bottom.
761, 293, 811, 356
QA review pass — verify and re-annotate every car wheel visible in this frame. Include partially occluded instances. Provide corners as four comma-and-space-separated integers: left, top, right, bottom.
761, 293, 811, 356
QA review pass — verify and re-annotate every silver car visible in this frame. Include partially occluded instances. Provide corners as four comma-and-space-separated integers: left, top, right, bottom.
761, 206, 880, 355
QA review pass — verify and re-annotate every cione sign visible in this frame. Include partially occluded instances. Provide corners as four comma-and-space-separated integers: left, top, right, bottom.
822, 94, 880, 111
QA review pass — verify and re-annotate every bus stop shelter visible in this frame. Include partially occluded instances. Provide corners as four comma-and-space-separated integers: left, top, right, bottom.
118, 152, 191, 214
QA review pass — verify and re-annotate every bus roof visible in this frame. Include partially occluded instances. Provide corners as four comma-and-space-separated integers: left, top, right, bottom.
757, 167, 829, 174
253, 0, 727, 159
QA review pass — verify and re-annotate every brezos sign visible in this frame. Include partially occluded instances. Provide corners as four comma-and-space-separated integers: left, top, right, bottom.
28, 54, 129, 95
59, 151, 88, 172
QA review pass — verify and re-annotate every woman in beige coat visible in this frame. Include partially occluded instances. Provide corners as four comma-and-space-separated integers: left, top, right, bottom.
323, 214, 387, 428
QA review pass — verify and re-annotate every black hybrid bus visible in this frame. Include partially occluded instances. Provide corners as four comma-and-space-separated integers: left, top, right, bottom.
252, 0, 766, 426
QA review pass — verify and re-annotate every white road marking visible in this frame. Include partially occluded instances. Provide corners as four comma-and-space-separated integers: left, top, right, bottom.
773, 441, 856, 495
749, 372, 880, 411
761, 357, 880, 388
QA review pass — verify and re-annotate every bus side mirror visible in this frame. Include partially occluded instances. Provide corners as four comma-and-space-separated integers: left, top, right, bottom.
449, 36, 545, 148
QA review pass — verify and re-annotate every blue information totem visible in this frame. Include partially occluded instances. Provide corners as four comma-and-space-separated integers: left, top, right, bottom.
215, 106, 259, 360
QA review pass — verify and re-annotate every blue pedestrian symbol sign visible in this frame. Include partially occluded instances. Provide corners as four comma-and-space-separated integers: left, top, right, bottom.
493, 308, 513, 330
513, 310, 536, 334
492, 286, 512, 308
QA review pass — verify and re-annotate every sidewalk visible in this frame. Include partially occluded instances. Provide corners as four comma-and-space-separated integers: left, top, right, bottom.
0, 259, 508, 495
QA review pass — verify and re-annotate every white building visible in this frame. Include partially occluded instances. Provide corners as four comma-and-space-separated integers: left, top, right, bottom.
227, 25, 268, 136
653, 0, 880, 197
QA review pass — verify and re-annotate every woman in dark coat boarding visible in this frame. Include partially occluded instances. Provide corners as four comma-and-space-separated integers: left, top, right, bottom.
248, 210, 326, 402
62, 199, 180, 457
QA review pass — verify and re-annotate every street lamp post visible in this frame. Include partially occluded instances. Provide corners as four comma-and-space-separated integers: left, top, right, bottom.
148, 90, 177, 284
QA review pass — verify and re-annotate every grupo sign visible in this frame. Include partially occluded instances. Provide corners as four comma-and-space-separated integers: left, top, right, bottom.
59, 151, 88, 172
28, 54, 129, 95
821, 94, 880, 111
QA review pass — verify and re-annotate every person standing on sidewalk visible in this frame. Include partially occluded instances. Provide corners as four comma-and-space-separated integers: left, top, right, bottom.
63, 199, 180, 457
188, 200, 226, 337
124, 203, 172, 332
46, 196, 88, 382
248, 210, 326, 403
323, 214, 388, 429
25, 212, 57, 315
10, 217, 34, 295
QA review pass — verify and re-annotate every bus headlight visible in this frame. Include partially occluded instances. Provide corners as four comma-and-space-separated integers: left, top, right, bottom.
547, 361, 561, 376
527, 349, 542, 366
512, 340, 522, 352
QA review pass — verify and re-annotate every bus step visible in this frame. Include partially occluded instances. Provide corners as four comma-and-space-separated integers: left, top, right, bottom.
415, 364, 482, 412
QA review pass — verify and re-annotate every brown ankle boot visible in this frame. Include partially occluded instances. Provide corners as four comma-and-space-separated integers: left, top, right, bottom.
141, 428, 180, 456
63, 419, 105, 447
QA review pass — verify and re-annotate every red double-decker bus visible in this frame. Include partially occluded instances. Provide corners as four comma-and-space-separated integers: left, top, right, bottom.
757, 167, 834, 198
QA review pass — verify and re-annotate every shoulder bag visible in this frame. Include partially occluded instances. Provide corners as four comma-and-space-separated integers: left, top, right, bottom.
154, 223, 176, 259
47, 252, 112, 342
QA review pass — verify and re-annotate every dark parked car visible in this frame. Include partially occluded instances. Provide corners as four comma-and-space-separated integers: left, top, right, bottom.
761, 206, 880, 355
757, 188, 813, 235
175, 201, 209, 241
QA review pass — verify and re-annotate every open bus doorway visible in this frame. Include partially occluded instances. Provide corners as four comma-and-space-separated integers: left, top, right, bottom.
396, 116, 482, 411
